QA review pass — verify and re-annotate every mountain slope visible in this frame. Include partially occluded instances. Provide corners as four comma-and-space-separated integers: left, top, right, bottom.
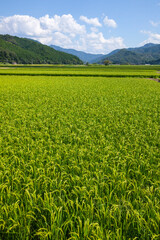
102, 49, 144, 65
50, 45, 103, 63
0, 35, 83, 64
98, 43, 160, 64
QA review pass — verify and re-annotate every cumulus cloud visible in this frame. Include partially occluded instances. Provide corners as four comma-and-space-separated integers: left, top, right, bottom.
40, 14, 86, 34
80, 16, 102, 27
140, 30, 160, 45
77, 32, 125, 53
103, 16, 117, 28
0, 14, 125, 53
0, 15, 49, 36
0, 14, 85, 39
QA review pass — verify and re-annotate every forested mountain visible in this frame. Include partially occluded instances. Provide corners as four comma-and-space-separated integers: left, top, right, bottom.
0, 35, 83, 64
98, 43, 160, 64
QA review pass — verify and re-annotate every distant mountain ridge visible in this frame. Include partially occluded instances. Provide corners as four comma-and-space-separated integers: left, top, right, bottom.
50, 45, 103, 63
51, 43, 160, 65
0, 34, 83, 64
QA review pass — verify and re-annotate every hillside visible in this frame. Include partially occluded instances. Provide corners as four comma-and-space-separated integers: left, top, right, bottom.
51, 45, 103, 63
0, 35, 83, 64
98, 43, 160, 64
102, 49, 144, 65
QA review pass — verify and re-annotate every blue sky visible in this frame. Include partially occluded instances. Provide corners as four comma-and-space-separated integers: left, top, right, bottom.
1, 0, 160, 53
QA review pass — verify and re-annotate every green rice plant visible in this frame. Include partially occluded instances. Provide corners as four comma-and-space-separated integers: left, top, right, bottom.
0, 69, 160, 239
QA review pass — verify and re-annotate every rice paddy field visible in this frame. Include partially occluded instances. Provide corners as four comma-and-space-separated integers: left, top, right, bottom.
0, 65, 160, 239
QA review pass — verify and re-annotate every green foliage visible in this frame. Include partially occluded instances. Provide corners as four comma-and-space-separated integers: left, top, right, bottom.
104, 60, 112, 65
0, 34, 83, 64
0, 66, 160, 239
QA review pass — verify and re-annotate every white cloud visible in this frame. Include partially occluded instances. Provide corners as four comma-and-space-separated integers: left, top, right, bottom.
0, 14, 124, 54
105, 37, 125, 50
103, 16, 117, 28
0, 14, 85, 37
140, 30, 160, 45
52, 32, 72, 45
150, 20, 160, 27
77, 32, 125, 53
46, 14, 86, 34
0, 15, 49, 36
80, 16, 102, 27
35, 32, 72, 46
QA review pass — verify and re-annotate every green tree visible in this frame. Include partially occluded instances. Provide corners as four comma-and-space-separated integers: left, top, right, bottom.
104, 59, 112, 65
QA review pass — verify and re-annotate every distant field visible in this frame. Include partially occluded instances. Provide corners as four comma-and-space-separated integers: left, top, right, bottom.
0, 65, 160, 78
0, 66, 160, 239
